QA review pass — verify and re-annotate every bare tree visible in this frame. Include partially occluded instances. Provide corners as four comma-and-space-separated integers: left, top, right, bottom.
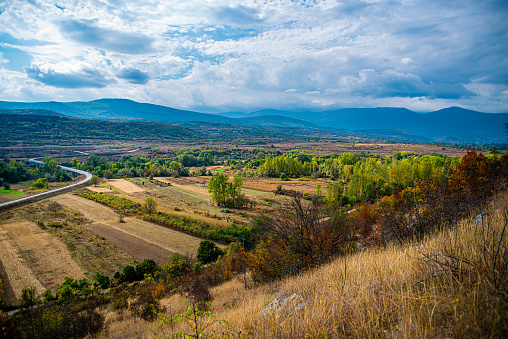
264, 192, 354, 275
48, 201, 62, 215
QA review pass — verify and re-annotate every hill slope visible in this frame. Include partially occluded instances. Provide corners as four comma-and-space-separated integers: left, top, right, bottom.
0, 99, 506, 143
0, 113, 201, 142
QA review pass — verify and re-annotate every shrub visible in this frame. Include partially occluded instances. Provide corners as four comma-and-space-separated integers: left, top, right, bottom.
75, 190, 140, 212
197, 240, 223, 264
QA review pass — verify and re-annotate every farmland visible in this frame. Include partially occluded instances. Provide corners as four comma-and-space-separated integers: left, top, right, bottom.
0, 141, 476, 306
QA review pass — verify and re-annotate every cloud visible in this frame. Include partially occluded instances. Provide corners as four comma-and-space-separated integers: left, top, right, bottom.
59, 19, 154, 54
0, 0, 506, 113
342, 69, 472, 99
117, 67, 149, 84
25, 64, 114, 88
211, 5, 263, 26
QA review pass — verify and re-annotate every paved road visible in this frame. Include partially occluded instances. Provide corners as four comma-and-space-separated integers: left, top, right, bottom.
0, 159, 92, 210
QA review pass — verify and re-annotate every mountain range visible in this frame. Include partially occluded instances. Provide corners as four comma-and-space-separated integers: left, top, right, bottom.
0, 99, 506, 144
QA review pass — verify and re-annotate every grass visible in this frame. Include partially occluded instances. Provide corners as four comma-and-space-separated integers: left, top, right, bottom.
203, 192, 508, 338
99, 190, 508, 338
0, 190, 24, 195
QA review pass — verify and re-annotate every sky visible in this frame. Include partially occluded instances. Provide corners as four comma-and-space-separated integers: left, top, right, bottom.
0, 0, 507, 113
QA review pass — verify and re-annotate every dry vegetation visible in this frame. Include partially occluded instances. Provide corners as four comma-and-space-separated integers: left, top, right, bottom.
241, 178, 327, 195
99, 190, 508, 338
107, 179, 146, 193
0, 199, 137, 302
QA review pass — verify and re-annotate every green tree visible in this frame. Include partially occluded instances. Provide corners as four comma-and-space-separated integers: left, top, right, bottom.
103, 170, 113, 180
19, 287, 39, 309
90, 175, 99, 186
208, 173, 243, 208
33, 178, 49, 189
122, 265, 137, 283
143, 197, 157, 215
135, 259, 159, 279
197, 240, 223, 264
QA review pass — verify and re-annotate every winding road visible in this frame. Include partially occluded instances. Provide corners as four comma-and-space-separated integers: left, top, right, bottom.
0, 158, 92, 210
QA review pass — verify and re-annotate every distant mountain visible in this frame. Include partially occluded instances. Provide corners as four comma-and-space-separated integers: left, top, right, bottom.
0, 108, 65, 116
0, 99, 506, 143
244, 107, 508, 143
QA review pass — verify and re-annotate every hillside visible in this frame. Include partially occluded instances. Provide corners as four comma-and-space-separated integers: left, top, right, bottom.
0, 113, 201, 143
102, 191, 508, 338
0, 99, 506, 143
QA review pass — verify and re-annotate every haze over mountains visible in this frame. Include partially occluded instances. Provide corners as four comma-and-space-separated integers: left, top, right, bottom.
0, 99, 506, 144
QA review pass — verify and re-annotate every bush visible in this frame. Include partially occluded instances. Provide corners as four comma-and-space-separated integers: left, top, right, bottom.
197, 240, 223, 264
75, 190, 140, 212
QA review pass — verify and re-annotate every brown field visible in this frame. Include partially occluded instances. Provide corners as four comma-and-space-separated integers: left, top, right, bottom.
154, 177, 210, 196
52, 193, 118, 221
0, 220, 85, 303
80, 222, 173, 265
107, 179, 145, 193
52, 193, 212, 259
242, 179, 327, 195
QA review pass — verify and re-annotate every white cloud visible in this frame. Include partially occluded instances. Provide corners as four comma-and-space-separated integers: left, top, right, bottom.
0, 0, 506, 112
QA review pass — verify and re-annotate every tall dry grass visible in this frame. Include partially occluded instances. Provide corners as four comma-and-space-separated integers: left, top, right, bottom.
102, 191, 508, 338
207, 191, 508, 338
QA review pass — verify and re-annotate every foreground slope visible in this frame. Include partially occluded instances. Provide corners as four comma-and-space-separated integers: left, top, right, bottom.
103, 191, 508, 338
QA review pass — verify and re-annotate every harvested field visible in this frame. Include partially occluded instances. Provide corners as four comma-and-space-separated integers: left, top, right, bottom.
81, 223, 173, 265
52, 193, 211, 262
0, 221, 85, 303
52, 193, 118, 221
107, 179, 145, 193
241, 179, 327, 195
48, 225, 137, 278
154, 177, 210, 197
104, 217, 214, 254
116, 192, 230, 226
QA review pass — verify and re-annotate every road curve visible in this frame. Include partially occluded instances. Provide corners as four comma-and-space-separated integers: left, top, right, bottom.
0, 158, 92, 210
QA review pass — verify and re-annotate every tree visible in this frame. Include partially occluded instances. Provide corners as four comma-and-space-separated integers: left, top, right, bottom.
135, 259, 159, 279
251, 192, 353, 279
208, 173, 243, 208
103, 170, 113, 180
143, 197, 157, 215
33, 178, 49, 189
197, 240, 223, 264
90, 175, 99, 186
47, 201, 62, 215
19, 287, 39, 309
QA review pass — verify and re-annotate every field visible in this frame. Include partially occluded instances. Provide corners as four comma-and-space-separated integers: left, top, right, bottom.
106, 179, 145, 193
0, 220, 85, 304
0, 140, 471, 307
241, 178, 327, 195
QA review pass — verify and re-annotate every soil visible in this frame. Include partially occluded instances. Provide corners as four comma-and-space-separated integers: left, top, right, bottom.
80, 223, 173, 265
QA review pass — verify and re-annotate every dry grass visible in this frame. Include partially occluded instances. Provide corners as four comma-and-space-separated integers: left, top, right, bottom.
2, 221, 85, 289
207, 192, 508, 338
107, 191, 508, 338
108, 179, 146, 193
52, 193, 118, 221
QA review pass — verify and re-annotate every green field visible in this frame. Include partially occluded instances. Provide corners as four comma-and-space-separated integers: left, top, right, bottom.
0, 190, 24, 195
